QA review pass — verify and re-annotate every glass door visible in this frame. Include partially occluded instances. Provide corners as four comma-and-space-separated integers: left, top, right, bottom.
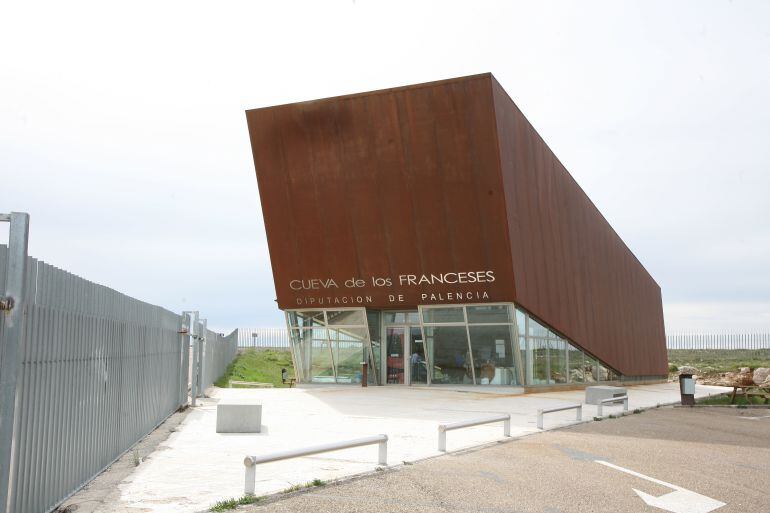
385, 327, 405, 384
408, 326, 428, 384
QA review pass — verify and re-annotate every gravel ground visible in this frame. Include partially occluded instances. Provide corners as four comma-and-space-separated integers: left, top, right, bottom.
239, 406, 770, 513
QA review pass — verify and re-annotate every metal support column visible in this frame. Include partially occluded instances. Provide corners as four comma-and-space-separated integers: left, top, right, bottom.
0, 212, 30, 513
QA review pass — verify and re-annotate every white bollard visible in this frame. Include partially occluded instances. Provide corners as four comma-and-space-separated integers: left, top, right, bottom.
244, 457, 256, 495
378, 439, 388, 465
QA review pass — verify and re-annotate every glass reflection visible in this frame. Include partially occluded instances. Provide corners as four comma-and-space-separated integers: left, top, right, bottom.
549, 338, 567, 384
467, 305, 511, 324
288, 311, 325, 329
327, 310, 366, 326
425, 326, 471, 384
422, 307, 464, 324
468, 325, 519, 385
567, 344, 584, 383
328, 327, 367, 383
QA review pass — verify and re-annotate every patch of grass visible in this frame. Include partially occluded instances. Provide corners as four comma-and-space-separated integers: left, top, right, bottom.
210, 495, 260, 512
697, 394, 768, 406
283, 479, 327, 494
633, 408, 643, 414
667, 349, 770, 375
215, 349, 294, 388
593, 416, 603, 421
668, 364, 679, 373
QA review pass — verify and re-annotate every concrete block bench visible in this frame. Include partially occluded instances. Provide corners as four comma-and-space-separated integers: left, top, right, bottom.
585, 385, 627, 405
216, 403, 262, 433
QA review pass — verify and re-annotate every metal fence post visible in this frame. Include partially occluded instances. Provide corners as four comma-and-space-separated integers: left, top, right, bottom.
198, 319, 207, 396
179, 312, 193, 408
189, 312, 200, 407
0, 212, 30, 513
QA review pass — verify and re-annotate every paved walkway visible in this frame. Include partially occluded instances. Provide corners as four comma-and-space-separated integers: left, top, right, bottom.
66, 382, 729, 512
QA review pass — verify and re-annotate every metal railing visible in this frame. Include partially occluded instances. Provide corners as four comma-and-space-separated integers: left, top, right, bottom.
536, 404, 583, 429
243, 435, 388, 495
597, 396, 629, 416
437, 414, 511, 452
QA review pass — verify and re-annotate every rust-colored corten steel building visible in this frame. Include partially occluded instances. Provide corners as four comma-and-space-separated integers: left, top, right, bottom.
246, 73, 667, 389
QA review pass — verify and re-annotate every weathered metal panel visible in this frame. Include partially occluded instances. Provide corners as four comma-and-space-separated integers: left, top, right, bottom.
246, 74, 516, 311
490, 77, 668, 377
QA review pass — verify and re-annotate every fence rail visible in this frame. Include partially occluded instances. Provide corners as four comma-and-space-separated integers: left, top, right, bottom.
666, 332, 770, 350
237, 327, 290, 348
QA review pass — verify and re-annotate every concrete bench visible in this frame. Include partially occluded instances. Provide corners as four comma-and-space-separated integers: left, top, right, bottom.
216, 403, 262, 433
585, 385, 627, 405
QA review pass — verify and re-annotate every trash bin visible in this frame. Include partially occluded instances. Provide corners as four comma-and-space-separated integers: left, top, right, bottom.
679, 373, 695, 406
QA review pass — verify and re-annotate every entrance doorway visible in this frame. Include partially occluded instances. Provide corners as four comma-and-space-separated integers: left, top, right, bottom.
384, 326, 427, 385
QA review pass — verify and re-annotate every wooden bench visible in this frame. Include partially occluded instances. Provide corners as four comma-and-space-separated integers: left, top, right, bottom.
730, 385, 770, 404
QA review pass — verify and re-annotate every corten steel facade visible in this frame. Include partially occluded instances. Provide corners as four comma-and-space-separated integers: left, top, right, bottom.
246, 73, 667, 387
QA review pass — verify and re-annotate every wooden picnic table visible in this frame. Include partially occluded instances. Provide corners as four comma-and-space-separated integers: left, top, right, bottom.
730, 385, 770, 404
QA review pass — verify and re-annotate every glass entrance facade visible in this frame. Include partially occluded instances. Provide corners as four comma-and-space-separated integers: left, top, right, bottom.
286, 303, 620, 387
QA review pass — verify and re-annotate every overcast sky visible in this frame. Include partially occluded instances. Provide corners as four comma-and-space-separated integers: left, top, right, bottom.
2, 0, 769, 332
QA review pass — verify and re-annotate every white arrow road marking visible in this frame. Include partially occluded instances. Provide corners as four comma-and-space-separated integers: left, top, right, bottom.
595, 460, 726, 513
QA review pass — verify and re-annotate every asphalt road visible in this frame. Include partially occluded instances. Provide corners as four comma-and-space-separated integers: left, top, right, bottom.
242, 406, 770, 513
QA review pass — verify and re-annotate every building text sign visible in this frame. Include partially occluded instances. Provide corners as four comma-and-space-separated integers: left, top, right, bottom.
287, 270, 497, 306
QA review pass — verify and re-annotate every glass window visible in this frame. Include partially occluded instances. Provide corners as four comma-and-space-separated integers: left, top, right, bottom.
328, 327, 367, 383
422, 307, 464, 324
532, 338, 548, 385
288, 311, 325, 328
326, 310, 366, 326
567, 344, 584, 383
291, 328, 334, 383
515, 309, 526, 336
424, 326, 472, 384
383, 312, 405, 324
383, 311, 420, 324
597, 362, 609, 382
520, 334, 530, 384
549, 338, 567, 384
366, 310, 381, 385
466, 305, 512, 324
584, 355, 598, 383
468, 325, 519, 385
528, 317, 549, 338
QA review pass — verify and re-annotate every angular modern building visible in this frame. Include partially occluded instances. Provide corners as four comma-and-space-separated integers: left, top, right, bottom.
246, 73, 667, 389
